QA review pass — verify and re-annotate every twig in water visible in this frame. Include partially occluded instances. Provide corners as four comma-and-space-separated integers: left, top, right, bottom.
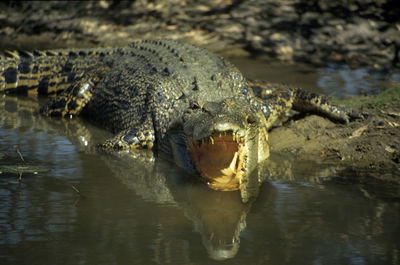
71, 185, 85, 205
18, 172, 23, 182
71, 185, 82, 196
13, 145, 25, 163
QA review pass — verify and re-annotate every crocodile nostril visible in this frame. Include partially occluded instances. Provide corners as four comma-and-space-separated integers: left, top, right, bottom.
190, 103, 200, 110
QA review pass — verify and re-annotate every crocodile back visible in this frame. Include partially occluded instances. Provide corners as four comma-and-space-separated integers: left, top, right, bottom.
86, 40, 253, 133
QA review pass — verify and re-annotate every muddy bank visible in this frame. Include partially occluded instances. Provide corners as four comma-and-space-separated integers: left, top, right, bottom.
0, 0, 399, 70
269, 86, 400, 184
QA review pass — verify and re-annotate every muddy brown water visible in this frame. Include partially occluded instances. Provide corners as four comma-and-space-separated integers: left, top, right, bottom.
1, 61, 399, 264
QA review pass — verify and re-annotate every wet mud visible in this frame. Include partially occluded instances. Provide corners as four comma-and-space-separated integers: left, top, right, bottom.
269, 88, 400, 184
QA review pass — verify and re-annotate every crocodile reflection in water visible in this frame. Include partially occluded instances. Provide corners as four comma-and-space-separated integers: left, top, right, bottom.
105, 154, 261, 260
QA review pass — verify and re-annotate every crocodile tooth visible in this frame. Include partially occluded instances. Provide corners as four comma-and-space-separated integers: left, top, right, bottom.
221, 151, 238, 175
231, 151, 238, 171
221, 167, 234, 176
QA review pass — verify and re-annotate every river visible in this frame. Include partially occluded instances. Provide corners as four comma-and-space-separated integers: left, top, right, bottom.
1, 60, 399, 264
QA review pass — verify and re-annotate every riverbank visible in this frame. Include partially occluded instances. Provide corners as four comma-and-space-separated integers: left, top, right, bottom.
269, 86, 400, 184
0, 1, 399, 70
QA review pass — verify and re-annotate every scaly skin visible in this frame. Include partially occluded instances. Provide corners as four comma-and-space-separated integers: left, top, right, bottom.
1, 39, 354, 202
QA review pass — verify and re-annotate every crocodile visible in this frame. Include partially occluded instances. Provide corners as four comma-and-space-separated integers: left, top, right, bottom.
0, 39, 353, 202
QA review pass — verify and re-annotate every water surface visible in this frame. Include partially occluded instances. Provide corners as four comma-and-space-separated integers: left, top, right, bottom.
1, 61, 399, 264
231, 58, 400, 97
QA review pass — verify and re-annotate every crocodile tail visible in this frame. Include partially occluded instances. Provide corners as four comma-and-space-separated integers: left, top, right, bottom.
0, 48, 109, 96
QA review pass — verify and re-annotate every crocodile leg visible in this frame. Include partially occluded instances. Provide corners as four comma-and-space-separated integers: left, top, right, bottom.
100, 124, 156, 151
292, 88, 354, 123
40, 67, 107, 118
249, 79, 357, 125
249, 80, 296, 128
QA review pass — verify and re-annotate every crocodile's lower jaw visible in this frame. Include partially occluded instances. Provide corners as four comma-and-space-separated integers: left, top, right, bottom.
188, 132, 247, 191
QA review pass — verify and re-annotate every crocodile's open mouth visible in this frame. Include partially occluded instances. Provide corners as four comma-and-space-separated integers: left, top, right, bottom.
188, 132, 247, 191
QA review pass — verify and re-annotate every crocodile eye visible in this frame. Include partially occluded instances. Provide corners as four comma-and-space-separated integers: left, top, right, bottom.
247, 116, 257, 124
190, 102, 201, 110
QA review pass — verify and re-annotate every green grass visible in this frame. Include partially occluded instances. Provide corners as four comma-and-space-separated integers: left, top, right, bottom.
333, 86, 400, 109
